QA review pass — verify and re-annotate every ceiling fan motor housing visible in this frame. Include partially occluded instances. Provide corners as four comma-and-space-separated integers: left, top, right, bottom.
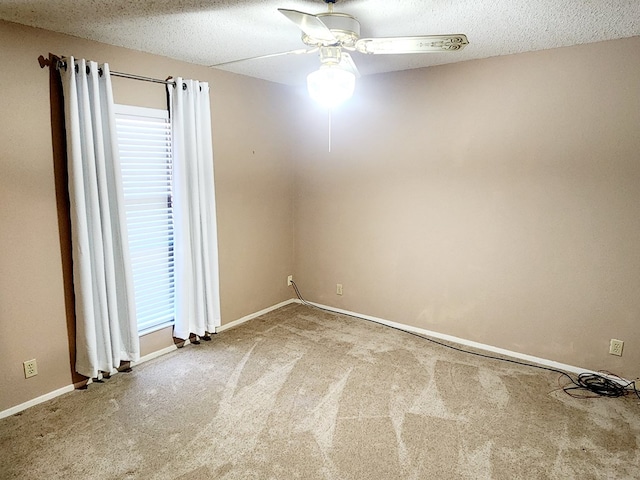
302, 13, 360, 47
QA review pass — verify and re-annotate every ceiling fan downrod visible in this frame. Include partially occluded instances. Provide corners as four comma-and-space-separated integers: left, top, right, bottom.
324, 0, 336, 13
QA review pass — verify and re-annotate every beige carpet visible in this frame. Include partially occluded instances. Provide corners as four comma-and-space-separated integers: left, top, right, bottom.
2, 303, 639, 479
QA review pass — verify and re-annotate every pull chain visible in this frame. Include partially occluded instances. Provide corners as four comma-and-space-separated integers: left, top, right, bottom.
328, 108, 332, 153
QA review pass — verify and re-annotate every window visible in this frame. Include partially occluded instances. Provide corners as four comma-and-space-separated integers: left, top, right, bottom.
115, 105, 175, 334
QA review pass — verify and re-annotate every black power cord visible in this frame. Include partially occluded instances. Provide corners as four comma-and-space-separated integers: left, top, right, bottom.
563, 372, 634, 399
290, 280, 640, 401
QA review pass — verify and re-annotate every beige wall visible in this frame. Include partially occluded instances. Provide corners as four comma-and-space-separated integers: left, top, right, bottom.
2, 16, 639, 413
293, 37, 640, 379
0, 20, 294, 411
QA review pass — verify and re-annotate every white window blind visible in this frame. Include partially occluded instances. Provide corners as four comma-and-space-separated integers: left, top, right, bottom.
115, 105, 175, 334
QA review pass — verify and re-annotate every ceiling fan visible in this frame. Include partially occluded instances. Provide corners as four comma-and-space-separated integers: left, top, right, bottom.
213, 0, 469, 106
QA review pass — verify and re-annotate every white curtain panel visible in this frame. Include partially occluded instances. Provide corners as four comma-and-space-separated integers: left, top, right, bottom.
60, 57, 139, 378
169, 78, 221, 339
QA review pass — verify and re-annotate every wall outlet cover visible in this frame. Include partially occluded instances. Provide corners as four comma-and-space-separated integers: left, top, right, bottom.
609, 339, 624, 356
23, 359, 38, 378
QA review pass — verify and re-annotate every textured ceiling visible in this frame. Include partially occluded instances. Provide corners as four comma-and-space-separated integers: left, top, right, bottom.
1, 0, 639, 85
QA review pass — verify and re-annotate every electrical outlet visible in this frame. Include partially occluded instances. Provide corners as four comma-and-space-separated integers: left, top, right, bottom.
336, 283, 343, 295
609, 339, 624, 356
287, 275, 293, 286
23, 359, 38, 378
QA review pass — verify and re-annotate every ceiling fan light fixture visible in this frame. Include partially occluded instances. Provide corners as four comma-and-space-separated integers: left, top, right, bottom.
307, 64, 355, 108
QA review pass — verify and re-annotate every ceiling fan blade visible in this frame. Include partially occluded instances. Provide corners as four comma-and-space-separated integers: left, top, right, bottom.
339, 52, 360, 78
355, 35, 469, 54
278, 8, 337, 43
208, 48, 314, 68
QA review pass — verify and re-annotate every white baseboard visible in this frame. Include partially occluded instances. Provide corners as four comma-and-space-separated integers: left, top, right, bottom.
302, 300, 613, 379
0, 384, 75, 420
132, 342, 184, 366
0, 346, 183, 421
0, 298, 297, 419
215, 298, 298, 333
3, 297, 625, 420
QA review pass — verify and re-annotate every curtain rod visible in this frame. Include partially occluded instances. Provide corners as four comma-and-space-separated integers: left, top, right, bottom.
38, 55, 176, 87
110, 71, 175, 86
